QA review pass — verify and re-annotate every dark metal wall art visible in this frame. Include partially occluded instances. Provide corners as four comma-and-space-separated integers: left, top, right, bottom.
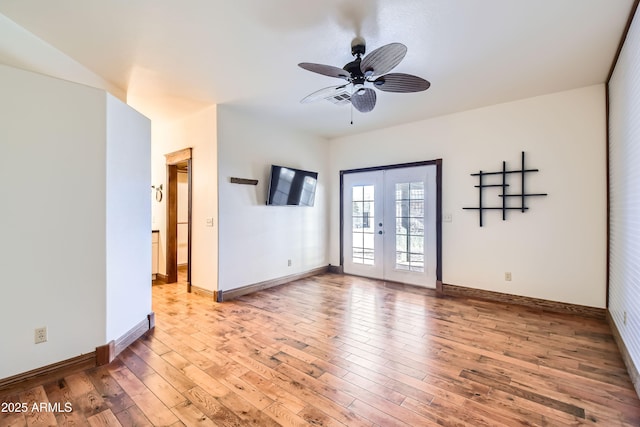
463, 152, 547, 227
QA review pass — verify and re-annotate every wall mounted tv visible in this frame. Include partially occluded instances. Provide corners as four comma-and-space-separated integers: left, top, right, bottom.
267, 165, 318, 206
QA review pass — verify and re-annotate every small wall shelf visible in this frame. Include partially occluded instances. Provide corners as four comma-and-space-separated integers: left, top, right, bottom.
230, 177, 258, 185
463, 152, 547, 227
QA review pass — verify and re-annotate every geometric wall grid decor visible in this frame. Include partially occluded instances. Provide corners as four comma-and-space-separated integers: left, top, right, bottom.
462, 151, 547, 227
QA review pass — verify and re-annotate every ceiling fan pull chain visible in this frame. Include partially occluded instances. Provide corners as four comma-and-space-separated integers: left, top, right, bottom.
350, 86, 354, 125
351, 101, 354, 125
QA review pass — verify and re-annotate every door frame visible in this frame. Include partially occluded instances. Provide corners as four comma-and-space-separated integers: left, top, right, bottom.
339, 159, 443, 292
165, 147, 193, 291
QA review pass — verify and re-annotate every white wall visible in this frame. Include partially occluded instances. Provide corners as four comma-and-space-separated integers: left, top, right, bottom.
144, 106, 218, 291
329, 85, 607, 308
217, 106, 329, 291
0, 65, 108, 378
0, 65, 152, 380
608, 5, 640, 390
0, 13, 124, 100
105, 94, 152, 342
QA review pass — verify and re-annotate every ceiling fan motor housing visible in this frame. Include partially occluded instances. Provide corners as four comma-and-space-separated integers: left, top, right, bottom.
343, 57, 366, 85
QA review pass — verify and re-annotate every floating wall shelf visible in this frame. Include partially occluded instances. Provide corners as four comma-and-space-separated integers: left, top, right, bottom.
230, 177, 259, 185
463, 152, 547, 227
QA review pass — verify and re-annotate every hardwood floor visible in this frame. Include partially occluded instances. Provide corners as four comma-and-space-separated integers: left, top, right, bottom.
2, 273, 640, 426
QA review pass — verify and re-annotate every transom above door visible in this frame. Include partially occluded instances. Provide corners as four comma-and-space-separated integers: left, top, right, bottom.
341, 161, 441, 288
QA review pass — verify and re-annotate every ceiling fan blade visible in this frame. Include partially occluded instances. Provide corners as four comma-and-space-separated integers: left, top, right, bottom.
373, 73, 431, 93
298, 62, 350, 80
351, 87, 377, 113
300, 85, 348, 104
360, 42, 407, 77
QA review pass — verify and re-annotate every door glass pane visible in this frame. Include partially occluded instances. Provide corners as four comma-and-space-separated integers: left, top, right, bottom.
363, 233, 374, 250
410, 182, 424, 199
396, 234, 407, 251
395, 200, 409, 220
363, 185, 375, 201
410, 253, 424, 272
352, 186, 362, 200
410, 217, 424, 235
394, 181, 425, 271
352, 185, 375, 265
410, 235, 424, 253
352, 201, 364, 224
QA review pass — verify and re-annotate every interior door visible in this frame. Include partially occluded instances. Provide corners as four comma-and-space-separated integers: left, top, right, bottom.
342, 165, 437, 288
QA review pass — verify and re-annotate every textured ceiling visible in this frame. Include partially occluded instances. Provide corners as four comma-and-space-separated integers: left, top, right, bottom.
0, 0, 634, 138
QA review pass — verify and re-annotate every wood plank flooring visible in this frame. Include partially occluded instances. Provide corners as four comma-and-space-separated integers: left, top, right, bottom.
2, 273, 640, 426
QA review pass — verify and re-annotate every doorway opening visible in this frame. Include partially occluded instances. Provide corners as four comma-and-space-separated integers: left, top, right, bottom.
177, 165, 189, 283
165, 148, 192, 291
340, 160, 442, 290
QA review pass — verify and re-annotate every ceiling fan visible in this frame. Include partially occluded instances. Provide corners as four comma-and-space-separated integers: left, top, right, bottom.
298, 37, 430, 113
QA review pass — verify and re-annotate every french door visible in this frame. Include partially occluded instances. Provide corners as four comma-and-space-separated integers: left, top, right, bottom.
342, 165, 437, 288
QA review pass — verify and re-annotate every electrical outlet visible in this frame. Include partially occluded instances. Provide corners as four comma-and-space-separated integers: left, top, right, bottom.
505, 272, 512, 281
443, 213, 453, 223
624, 311, 627, 326
287, 259, 292, 267
34, 327, 47, 344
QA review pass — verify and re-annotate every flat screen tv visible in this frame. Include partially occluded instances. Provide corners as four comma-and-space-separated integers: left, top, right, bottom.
266, 165, 318, 206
